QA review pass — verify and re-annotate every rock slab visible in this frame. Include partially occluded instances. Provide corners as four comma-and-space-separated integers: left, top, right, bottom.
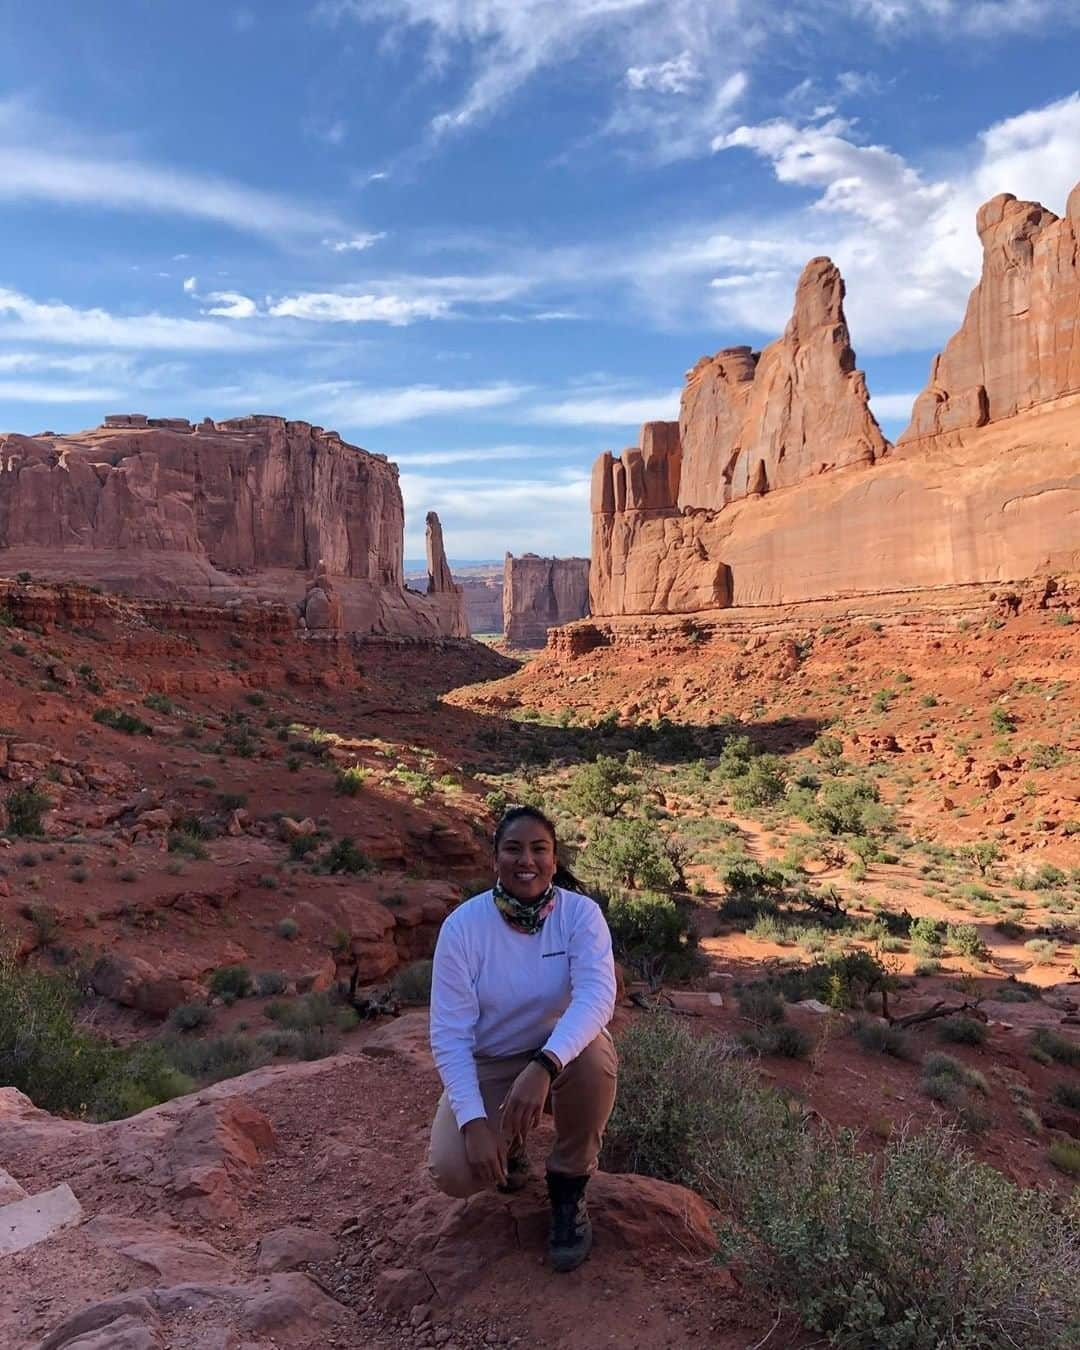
503, 553, 590, 647
0, 1182, 83, 1257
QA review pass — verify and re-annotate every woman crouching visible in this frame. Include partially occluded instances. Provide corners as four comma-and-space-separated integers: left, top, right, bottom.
427, 805, 618, 1273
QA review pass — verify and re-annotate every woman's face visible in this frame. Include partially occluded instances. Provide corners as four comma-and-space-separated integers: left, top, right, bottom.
494, 816, 557, 901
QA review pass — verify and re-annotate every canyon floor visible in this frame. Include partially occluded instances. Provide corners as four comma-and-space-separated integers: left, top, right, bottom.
1, 575, 1078, 1348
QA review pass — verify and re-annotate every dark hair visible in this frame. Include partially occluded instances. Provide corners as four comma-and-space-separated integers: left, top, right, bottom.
494, 804, 584, 893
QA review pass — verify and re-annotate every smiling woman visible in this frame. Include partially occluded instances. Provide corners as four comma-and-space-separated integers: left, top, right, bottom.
427, 804, 618, 1273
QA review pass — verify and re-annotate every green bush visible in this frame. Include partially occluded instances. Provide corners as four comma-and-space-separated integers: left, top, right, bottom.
937, 1016, 988, 1046
166, 1001, 213, 1032
743, 1022, 812, 1059
607, 891, 688, 962
564, 754, 641, 819
1032, 1027, 1080, 1067
208, 964, 252, 1004
583, 819, 678, 892
0, 946, 190, 1119
603, 1015, 1079, 1349
909, 915, 944, 954
989, 706, 1016, 735
143, 692, 174, 714
730, 755, 787, 811
335, 763, 369, 796
6, 786, 50, 837
168, 830, 209, 860
392, 959, 433, 1005
160, 1032, 271, 1084
276, 916, 300, 939
802, 779, 886, 837
945, 922, 985, 959
853, 1019, 912, 1059
324, 837, 371, 875
254, 970, 288, 997
93, 706, 153, 736
266, 990, 357, 1033
288, 834, 319, 860
1052, 1080, 1080, 1111
1048, 1138, 1080, 1178
736, 984, 786, 1025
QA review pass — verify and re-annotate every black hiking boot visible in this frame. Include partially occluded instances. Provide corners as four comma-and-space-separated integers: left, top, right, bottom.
497, 1138, 530, 1194
546, 1172, 592, 1272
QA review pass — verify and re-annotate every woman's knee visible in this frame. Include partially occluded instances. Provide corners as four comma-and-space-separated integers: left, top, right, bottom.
427, 1158, 482, 1199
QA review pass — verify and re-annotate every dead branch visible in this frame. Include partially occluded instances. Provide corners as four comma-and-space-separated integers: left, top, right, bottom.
888, 999, 984, 1029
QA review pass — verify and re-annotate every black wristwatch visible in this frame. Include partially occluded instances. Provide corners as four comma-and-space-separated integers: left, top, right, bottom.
532, 1050, 561, 1080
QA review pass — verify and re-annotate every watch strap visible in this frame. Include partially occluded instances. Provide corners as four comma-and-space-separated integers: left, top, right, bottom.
532, 1050, 560, 1080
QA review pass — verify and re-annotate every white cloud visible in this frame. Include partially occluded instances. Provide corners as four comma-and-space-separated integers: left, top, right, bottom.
393, 444, 563, 467
858, 0, 1077, 34
697, 91, 1080, 350
202, 291, 258, 319
0, 97, 339, 238
625, 52, 701, 95
324, 233, 386, 252
267, 291, 449, 324
183, 276, 198, 292
316, 381, 528, 425
527, 389, 680, 427
0, 287, 270, 350
0, 380, 124, 404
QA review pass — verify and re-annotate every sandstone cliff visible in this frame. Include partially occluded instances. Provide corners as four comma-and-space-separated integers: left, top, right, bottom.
591, 183, 1080, 617
679, 257, 886, 508
0, 416, 467, 637
424, 512, 469, 638
900, 186, 1080, 441
503, 553, 590, 647
459, 577, 504, 635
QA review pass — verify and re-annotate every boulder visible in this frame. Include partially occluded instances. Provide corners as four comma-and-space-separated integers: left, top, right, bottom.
255, 1225, 339, 1273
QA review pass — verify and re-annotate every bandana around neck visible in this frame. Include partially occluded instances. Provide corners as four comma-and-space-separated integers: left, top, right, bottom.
492, 878, 557, 935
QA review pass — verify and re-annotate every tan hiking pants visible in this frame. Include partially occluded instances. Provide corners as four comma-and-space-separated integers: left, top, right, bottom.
428, 1031, 618, 1198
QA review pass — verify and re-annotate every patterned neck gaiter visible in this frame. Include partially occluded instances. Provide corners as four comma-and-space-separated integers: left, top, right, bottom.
492, 878, 558, 935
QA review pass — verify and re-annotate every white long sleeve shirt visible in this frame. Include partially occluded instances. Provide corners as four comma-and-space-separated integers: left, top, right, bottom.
429, 888, 617, 1128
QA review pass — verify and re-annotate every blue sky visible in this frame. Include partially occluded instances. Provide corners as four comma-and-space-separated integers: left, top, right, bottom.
1, 1, 1078, 559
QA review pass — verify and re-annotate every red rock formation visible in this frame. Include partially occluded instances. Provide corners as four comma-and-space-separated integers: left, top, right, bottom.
299, 560, 345, 633
679, 257, 886, 508
0, 416, 465, 637
458, 576, 503, 635
900, 185, 1080, 441
591, 184, 1080, 617
503, 553, 590, 647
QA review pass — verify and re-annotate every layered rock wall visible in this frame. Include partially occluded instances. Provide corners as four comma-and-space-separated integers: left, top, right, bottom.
459, 578, 503, 634
503, 553, 590, 647
0, 417, 466, 637
900, 186, 1080, 441
591, 182, 1080, 617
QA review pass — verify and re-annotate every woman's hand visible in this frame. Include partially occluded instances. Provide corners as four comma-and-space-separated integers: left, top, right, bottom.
462, 1119, 507, 1187
499, 1061, 552, 1139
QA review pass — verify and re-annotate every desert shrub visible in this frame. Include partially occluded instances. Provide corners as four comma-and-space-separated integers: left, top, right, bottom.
989, 707, 1016, 735
743, 1022, 812, 1059
208, 964, 252, 1004
168, 830, 209, 860
1024, 938, 1058, 964
937, 1016, 988, 1046
736, 984, 786, 1025
852, 1019, 912, 1059
607, 891, 689, 966
720, 859, 789, 904
335, 763, 369, 796
730, 755, 787, 811
604, 1015, 1079, 1349
254, 1028, 304, 1058
324, 837, 371, 875
563, 754, 641, 819
299, 1025, 343, 1060
0, 946, 190, 1119
914, 959, 941, 976
254, 970, 288, 997
1048, 1138, 1080, 1178
257, 873, 278, 890
909, 915, 944, 954
1052, 1080, 1080, 1111
275, 916, 300, 939
161, 1032, 271, 1083
995, 981, 1039, 1003
922, 1053, 991, 1132
288, 834, 319, 860
802, 779, 886, 837
266, 990, 357, 1034
166, 1001, 213, 1032
392, 959, 434, 1005
93, 706, 153, 736
143, 692, 174, 714
6, 786, 50, 838
216, 791, 247, 812
945, 922, 985, 959
583, 819, 678, 892
1032, 1027, 1080, 1067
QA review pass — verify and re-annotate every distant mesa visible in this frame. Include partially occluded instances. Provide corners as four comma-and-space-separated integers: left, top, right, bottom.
0, 415, 467, 639
590, 180, 1080, 618
503, 553, 590, 648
